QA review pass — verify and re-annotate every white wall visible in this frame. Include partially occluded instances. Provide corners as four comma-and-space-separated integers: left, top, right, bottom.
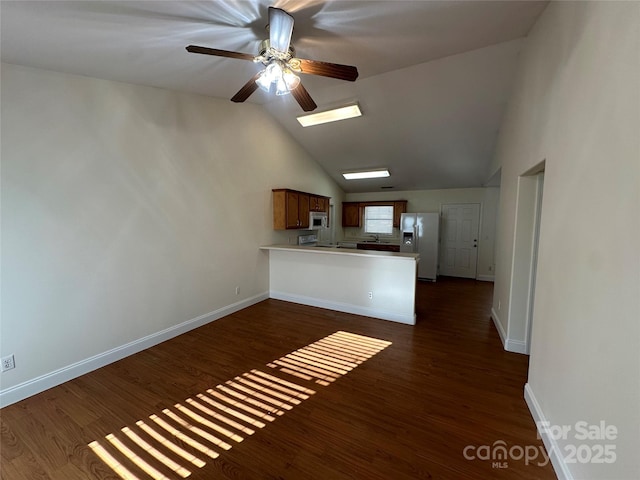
345, 188, 499, 280
490, 2, 639, 479
0, 63, 344, 405
266, 248, 418, 325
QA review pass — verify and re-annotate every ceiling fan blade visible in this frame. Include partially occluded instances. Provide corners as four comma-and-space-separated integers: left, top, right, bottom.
268, 7, 294, 53
230, 72, 262, 103
297, 58, 359, 82
291, 84, 317, 112
186, 45, 254, 61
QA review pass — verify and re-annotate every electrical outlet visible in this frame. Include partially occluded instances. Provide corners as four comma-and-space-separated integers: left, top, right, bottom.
368, 291, 373, 299
2, 354, 15, 372
498, 300, 501, 310
235, 286, 240, 295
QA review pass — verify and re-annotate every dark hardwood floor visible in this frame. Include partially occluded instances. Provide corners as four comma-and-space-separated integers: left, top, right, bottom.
1, 277, 556, 479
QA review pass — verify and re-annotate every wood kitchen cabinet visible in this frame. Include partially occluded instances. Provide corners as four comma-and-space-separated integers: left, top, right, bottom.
393, 201, 408, 228
342, 202, 361, 227
273, 189, 329, 230
342, 200, 407, 228
309, 195, 329, 213
357, 243, 400, 252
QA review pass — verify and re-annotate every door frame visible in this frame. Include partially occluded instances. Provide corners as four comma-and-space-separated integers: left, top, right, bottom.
507, 161, 545, 354
525, 172, 544, 354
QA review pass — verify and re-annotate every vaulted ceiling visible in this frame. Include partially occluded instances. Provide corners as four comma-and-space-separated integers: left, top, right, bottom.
1, 1, 548, 192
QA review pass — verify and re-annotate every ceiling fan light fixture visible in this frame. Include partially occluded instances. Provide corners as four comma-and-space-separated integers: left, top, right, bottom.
255, 68, 273, 92
256, 62, 300, 96
342, 169, 390, 180
282, 68, 300, 91
186, 7, 358, 111
297, 104, 362, 127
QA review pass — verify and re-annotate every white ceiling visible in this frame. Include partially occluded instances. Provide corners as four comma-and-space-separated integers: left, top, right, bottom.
0, 0, 548, 193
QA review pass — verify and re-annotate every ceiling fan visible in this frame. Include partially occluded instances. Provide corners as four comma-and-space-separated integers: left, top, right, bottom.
186, 6, 358, 112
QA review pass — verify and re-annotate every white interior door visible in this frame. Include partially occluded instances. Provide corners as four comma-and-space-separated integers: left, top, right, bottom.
440, 204, 480, 278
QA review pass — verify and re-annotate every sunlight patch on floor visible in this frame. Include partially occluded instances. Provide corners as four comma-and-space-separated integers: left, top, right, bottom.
269, 331, 392, 385
88, 330, 391, 479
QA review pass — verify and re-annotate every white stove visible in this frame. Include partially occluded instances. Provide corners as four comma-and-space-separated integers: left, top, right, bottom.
297, 234, 319, 246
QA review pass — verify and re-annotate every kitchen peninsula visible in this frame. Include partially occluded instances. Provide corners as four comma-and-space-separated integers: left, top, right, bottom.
260, 245, 420, 325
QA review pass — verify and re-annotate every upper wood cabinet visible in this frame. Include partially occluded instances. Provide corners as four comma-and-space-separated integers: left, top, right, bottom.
309, 195, 329, 213
393, 201, 408, 228
273, 189, 329, 230
342, 202, 361, 227
342, 200, 408, 228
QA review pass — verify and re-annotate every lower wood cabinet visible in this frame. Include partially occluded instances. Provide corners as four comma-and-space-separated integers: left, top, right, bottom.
357, 243, 400, 252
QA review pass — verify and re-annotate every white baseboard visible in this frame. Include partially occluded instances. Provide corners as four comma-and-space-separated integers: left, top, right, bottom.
270, 291, 416, 325
491, 307, 528, 354
506, 338, 528, 354
491, 307, 507, 347
0, 292, 269, 407
524, 383, 573, 480
476, 274, 495, 282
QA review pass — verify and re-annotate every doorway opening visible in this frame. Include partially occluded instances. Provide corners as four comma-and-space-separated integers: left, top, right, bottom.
508, 161, 545, 354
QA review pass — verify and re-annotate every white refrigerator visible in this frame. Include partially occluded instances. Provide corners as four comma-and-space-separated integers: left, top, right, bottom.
400, 212, 440, 281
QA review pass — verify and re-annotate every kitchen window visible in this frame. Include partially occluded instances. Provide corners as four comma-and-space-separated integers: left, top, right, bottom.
364, 205, 394, 234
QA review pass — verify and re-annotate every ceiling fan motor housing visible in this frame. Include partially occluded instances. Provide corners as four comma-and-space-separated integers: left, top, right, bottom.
258, 39, 296, 62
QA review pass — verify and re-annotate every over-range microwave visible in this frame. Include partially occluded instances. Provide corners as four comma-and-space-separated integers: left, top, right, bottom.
309, 211, 328, 230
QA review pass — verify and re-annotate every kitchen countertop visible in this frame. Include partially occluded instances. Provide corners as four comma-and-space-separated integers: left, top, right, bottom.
260, 244, 419, 261
350, 240, 401, 246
